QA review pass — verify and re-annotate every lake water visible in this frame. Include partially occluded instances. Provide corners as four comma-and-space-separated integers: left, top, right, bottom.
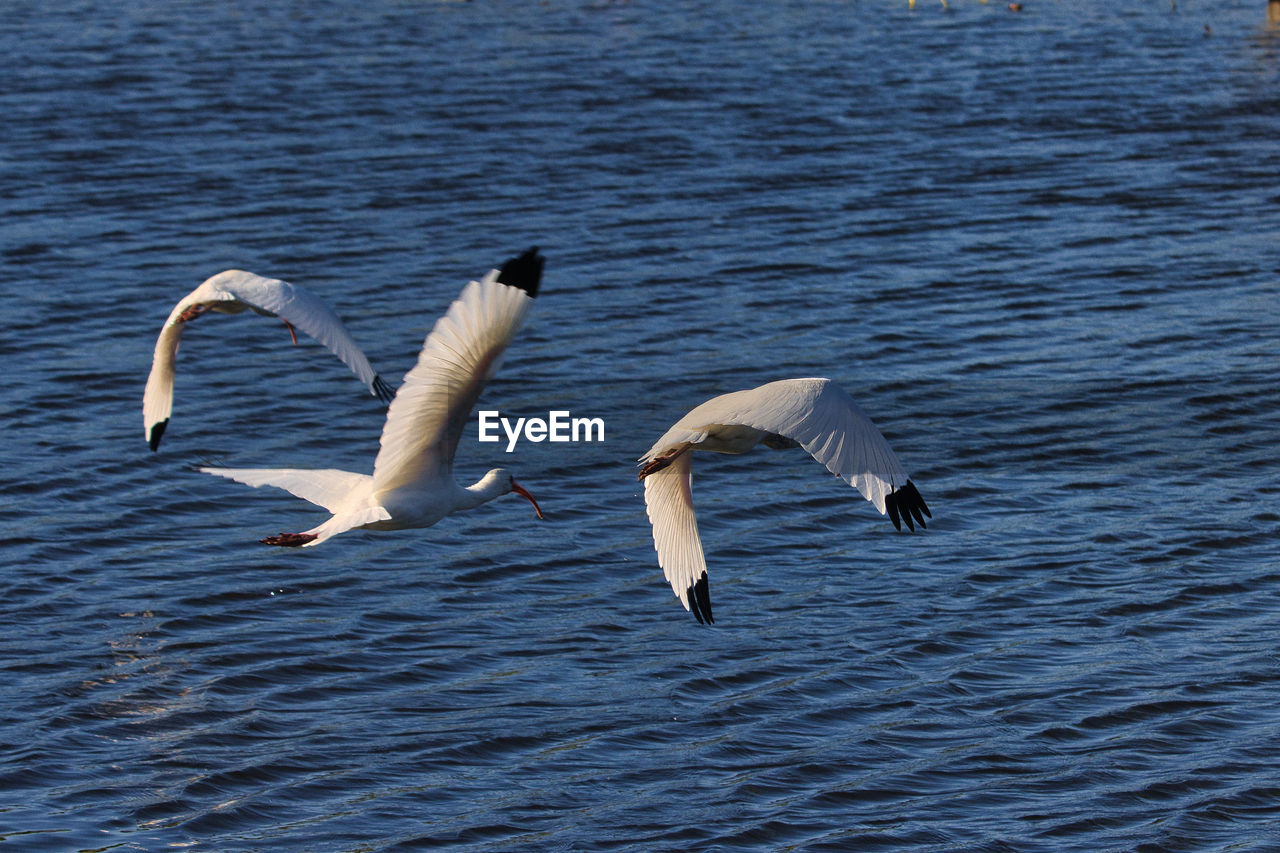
3, 1, 1280, 850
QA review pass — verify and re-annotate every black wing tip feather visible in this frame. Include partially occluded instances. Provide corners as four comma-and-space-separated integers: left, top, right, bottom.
148, 420, 169, 451
497, 247, 544, 298
372, 374, 395, 404
687, 572, 714, 625
886, 480, 931, 532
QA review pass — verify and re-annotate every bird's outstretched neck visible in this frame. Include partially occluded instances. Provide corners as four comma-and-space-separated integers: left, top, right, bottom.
460, 469, 545, 519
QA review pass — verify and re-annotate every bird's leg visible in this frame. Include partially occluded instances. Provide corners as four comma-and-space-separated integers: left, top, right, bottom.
761, 433, 800, 450
282, 318, 298, 346
175, 303, 212, 324
637, 443, 691, 480
260, 532, 318, 547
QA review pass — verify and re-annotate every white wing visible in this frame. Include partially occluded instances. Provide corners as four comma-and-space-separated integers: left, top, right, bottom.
371, 249, 542, 496
142, 318, 188, 449
198, 466, 372, 513
143, 269, 392, 450
643, 452, 714, 623
640, 378, 930, 622
198, 466, 389, 547
209, 271, 392, 399
646, 378, 924, 523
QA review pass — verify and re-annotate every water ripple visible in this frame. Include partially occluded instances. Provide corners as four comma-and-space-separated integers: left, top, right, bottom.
3, 0, 1280, 850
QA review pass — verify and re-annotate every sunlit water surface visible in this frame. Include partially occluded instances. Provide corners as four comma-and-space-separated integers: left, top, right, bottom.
3, 1, 1280, 850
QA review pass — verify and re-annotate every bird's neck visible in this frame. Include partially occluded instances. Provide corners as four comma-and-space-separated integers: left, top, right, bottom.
456, 475, 505, 511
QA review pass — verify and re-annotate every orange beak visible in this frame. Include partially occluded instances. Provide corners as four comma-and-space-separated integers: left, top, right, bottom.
512, 480, 544, 520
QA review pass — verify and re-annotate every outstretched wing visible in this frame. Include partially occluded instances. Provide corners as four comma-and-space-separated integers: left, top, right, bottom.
371, 248, 543, 496
670, 378, 929, 529
198, 466, 372, 513
143, 316, 188, 450
213, 270, 393, 402
198, 465, 388, 547
143, 269, 391, 451
639, 377, 930, 623
642, 452, 714, 624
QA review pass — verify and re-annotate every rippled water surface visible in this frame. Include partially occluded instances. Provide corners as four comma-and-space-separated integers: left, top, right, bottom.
3, 1, 1280, 850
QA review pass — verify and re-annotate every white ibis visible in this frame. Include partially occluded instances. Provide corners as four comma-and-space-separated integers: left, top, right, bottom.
199, 248, 546, 547
144, 269, 394, 450
638, 378, 930, 624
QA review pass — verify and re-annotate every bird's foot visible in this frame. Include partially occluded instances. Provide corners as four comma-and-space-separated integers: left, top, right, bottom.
762, 433, 800, 450
283, 318, 298, 345
638, 444, 693, 480
260, 532, 318, 547
636, 458, 665, 480
638, 454, 675, 481
176, 304, 211, 324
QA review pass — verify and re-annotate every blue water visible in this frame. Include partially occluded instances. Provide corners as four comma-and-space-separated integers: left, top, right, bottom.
3, 1, 1280, 850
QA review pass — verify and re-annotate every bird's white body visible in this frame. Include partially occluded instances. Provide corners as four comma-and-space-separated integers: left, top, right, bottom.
200, 249, 545, 547
144, 269, 392, 450
639, 378, 930, 623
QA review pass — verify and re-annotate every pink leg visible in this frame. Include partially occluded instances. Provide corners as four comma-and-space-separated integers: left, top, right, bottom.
176, 303, 212, 324
637, 444, 691, 481
260, 532, 318, 547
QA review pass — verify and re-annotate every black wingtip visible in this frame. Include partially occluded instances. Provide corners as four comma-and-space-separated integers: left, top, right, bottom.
148, 420, 168, 451
372, 374, 395, 404
911, 481, 932, 520
496, 247, 543, 298
687, 572, 714, 625
886, 480, 930, 532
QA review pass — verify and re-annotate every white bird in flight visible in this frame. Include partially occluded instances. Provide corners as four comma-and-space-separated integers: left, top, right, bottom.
200, 248, 546, 547
638, 378, 930, 624
144, 269, 393, 450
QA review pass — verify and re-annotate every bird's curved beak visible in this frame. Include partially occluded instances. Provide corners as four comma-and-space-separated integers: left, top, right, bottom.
511, 480, 545, 520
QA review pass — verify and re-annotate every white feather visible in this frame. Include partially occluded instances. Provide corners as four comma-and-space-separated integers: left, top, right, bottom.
371, 271, 533, 497
144, 269, 390, 449
198, 467, 372, 514
642, 452, 706, 614
198, 249, 545, 548
640, 378, 928, 622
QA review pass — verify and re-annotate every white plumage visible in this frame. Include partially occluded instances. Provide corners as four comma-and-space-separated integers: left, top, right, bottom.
638, 378, 930, 623
143, 269, 393, 450
199, 248, 546, 547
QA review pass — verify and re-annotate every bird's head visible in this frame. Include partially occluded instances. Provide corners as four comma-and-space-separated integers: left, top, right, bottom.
481, 468, 545, 520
